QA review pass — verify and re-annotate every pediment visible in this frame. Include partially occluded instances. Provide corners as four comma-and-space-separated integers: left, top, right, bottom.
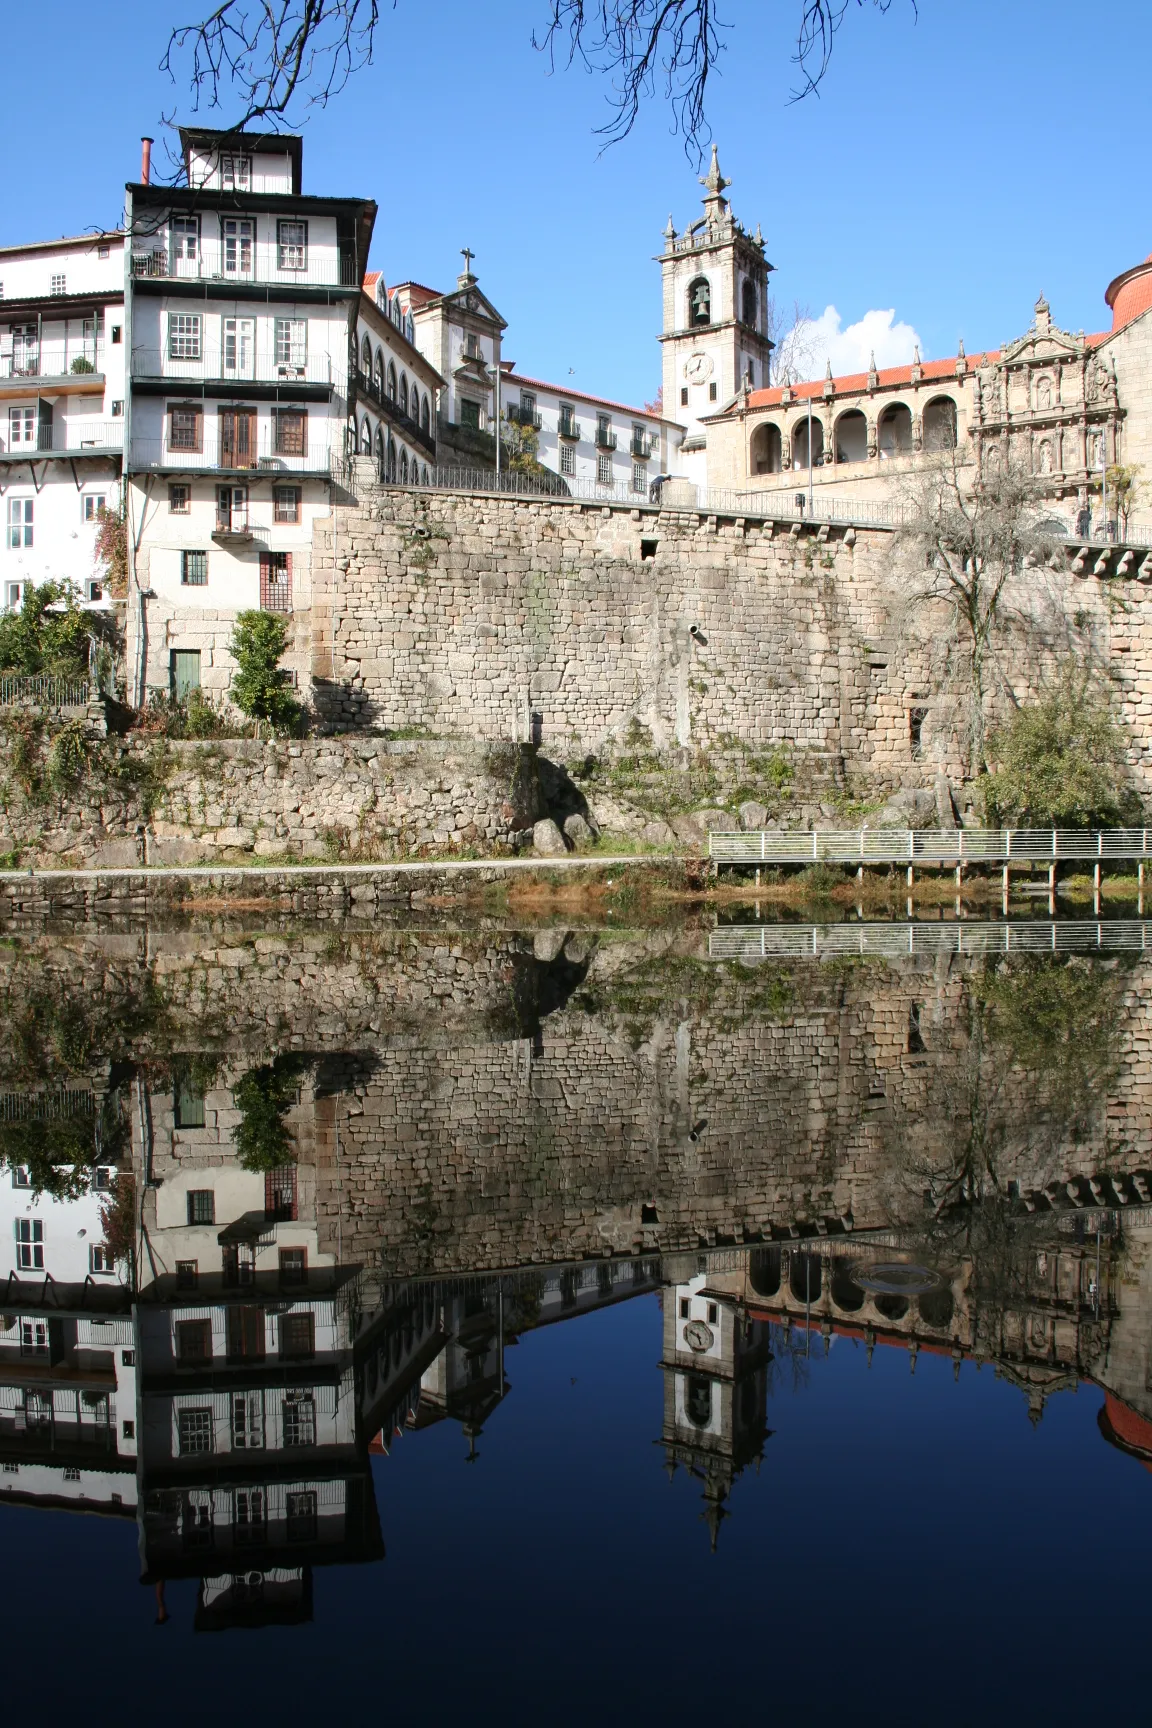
1001, 326, 1081, 365
442, 285, 506, 327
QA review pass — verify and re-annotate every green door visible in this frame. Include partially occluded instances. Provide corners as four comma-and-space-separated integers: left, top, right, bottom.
171, 650, 201, 700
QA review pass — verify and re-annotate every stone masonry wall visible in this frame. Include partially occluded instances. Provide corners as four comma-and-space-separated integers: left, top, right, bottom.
309, 469, 1151, 796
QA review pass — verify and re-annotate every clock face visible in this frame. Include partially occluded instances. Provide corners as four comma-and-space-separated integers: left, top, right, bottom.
684, 1318, 715, 1353
684, 352, 714, 384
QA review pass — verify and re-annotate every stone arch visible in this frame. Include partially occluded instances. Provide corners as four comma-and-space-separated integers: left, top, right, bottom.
688, 275, 711, 328
751, 422, 782, 474
834, 408, 868, 464
748, 1245, 781, 1298
374, 347, 385, 396
360, 333, 372, 374
741, 278, 757, 328
789, 1252, 822, 1305
830, 1259, 865, 1312
374, 424, 385, 478
400, 446, 409, 482
917, 1285, 954, 1330
421, 394, 431, 435
388, 360, 398, 401
399, 372, 409, 416
874, 1292, 909, 1322
360, 415, 371, 455
387, 433, 397, 481
421, 464, 429, 484
792, 416, 824, 469
923, 395, 957, 451
878, 402, 913, 458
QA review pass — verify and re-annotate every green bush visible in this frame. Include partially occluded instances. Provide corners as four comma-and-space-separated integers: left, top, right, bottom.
234, 1054, 306, 1172
46, 720, 90, 789
70, 356, 95, 375
979, 673, 1140, 827
228, 611, 301, 733
0, 582, 91, 679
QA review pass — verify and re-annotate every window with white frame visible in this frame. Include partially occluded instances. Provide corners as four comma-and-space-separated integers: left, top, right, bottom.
274, 484, 301, 524
8, 407, 35, 446
285, 1489, 317, 1543
282, 1391, 316, 1448
15, 1218, 44, 1270
168, 313, 202, 361
20, 1320, 47, 1358
11, 1166, 30, 1188
89, 1243, 114, 1274
234, 1487, 266, 1542
220, 155, 252, 190
232, 1391, 265, 1451
8, 498, 33, 548
560, 443, 575, 476
170, 215, 199, 265
6, 583, 24, 610
177, 1408, 214, 1456
216, 484, 248, 533
51, 274, 66, 295
274, 316, 307, 370
168, 484, 190, 514
596, 453, 612, 485
82, 494, 107, 522
277, 220, 307, 271
632, 462, 647, 494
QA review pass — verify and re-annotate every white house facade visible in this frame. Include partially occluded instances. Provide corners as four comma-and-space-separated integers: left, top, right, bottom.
350, 273, 441, 484
499, 364, 680, 496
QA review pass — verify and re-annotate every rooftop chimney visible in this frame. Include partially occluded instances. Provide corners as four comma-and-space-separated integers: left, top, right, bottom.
140, 137, 153, 186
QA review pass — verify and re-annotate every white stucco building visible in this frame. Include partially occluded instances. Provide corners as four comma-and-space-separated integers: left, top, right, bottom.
499, 364, 679, 496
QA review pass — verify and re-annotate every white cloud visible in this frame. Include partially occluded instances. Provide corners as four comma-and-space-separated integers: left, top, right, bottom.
785, 305, 924, 382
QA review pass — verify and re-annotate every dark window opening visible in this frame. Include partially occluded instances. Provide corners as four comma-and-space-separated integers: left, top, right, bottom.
640, 539, 658, 561
907, 1001, 926, 1055
641, 1202, 658, 1224
909, 707, 927, 758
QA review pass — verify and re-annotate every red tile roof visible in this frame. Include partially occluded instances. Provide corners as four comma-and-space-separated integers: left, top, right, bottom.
391, 280, 441, 308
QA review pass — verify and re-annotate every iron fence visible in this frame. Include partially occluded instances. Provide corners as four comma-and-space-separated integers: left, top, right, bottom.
0, 675, 94, 709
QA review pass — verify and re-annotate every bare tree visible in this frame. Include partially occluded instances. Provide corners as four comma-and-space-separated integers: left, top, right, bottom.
894, 450, 1056, 777
162, 0, 907, 145
766, 294, 817, 384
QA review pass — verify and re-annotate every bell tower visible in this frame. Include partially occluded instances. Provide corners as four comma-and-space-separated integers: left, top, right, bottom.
658, 146, 773, 482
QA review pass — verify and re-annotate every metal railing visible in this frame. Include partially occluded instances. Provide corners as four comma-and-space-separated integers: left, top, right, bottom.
558, 417, 582, 441
0, 422, 123, 459
0, 1088, 95, 1121
595, 427, 618, 450
130, 432, 332, 475
130, 249, 358, 289
132, 346, 338, 389
630, 435, 653, 459
350, 365, 436, 455
710, 828, 1152, 866
505, 403, 543, 430
1, 346, 105, 381
0, 675, 95, 708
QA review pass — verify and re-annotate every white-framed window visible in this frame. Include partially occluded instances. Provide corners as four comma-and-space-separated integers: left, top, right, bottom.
222, 316, 254, 376
168, 313, 202, 362
11, 1166, 30, 1188
222, 218, 254, 276
7, 499, 32, 548
277, 220, 307, 271
51, 274, 66, 295
560, 443, 575, 476
82, 494, 107, 522
216, 484, 248, 533
15, 1218, 44, 1270
597, 453, 612, 485
168, 483, 190, 514
86, 580, 104, 604
20, 1320, 47, 1357
274, 316, 307, 370
8, 407, 35, 446
6, 583, 25, 610
632, 463, 647, 494
234, 1487, 266, 1541
89, 1243, 114, 1274
282, 1391, 316, 1448
177, 1408, 213, 1456
170, 215, 199, 265
220, 155, 252, 190
232, 1391, 264, 1451
274, 484, 301, 524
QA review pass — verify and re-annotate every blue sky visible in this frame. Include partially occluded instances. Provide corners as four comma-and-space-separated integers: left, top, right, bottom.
4, 0, 1150, 404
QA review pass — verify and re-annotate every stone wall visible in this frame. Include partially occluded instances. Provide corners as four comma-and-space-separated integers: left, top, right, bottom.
308, 469, 1147, 796
0, 735, 542, 868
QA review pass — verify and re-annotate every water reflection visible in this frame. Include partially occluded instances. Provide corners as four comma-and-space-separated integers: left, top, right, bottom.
0, 916, 1150, 1633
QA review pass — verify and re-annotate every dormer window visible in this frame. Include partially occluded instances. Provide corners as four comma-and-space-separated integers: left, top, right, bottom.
688, 276, 711, 328
221, 155, 252, 191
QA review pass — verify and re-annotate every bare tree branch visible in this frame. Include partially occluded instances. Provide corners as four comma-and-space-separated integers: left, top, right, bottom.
162, 0, 387, 133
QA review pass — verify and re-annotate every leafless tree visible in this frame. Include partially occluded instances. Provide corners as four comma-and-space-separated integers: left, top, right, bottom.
893, 449, 1058, 778
162, 0, 908, 146
766, 294, 817, 384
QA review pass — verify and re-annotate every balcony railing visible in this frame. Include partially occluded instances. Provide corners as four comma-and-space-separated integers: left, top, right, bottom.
595, 426, 618, 451
130, 430, 331, 474
558, 416, 581, 441
351, 364, 436, 456
130, 249, 358, 290
132, 346, 339, 389
1, 345, 105, 382
0, 421, 123, 458
630, 433, 654, 459
506, 402, 543, 430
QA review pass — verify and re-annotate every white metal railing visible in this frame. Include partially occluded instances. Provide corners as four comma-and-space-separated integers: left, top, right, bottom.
0, 422, 123, 457
131, 346, 340, 389
1, 345, 104, 381
709, 828, 1152, 866
0, 675, 95, 708
709, 919, 1152, 961
130, 432, 332, 475
130, 248, 357, 290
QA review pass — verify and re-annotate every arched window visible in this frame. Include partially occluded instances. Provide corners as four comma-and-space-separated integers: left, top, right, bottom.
874, 1292, 909, 1322
421, 394, 430, 435
831, 1259, 865, 1312
360, 334, 372, 375
792, 416, 824, 469
687, 276, 711, 328
421, 464, 429, 485
751, 422, 782, 474
346, 413, 357, 455
399, 373, 408, 416
878, 402, 913, 459
360, 416, 371, 455
388, 361, 398, 401
918, 1286, 954, 1330
400, 447, 409, 482
834, 409, 868, 464
741, 278, 757, 328
748, 1246, 781, 1298
375, 425, 385, 478
387, 434, 397, 482
789, 1252, 822, 1305
374, 348, 384, 397
923, 395, 957, 451
685, 1376, 712, 1429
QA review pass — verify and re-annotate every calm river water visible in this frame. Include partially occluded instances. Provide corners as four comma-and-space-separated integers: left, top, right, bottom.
1, 906, 1149, 1723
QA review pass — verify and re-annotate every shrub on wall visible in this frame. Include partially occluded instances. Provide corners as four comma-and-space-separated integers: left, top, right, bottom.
979, 670, 1140, 828
228, 611, 301, 734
